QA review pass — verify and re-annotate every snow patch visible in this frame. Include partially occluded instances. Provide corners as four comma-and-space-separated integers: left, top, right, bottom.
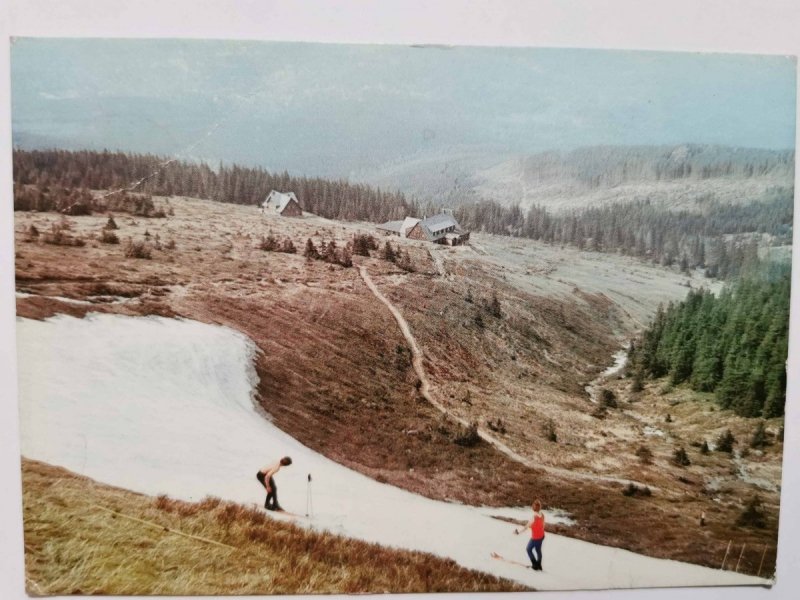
16, 314, 766, 590
16, 291, 137, 305
602, 350, 628, 378
643, 426, 667, 437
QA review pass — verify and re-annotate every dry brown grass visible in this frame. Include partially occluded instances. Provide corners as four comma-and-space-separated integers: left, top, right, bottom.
21, 459, 526, 595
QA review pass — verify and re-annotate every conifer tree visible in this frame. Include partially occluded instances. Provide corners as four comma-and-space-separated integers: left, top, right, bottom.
382, 241, 397, 263
304, 238, 318, 260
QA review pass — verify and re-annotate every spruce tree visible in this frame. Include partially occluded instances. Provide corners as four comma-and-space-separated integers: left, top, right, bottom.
303, 238, 318, 260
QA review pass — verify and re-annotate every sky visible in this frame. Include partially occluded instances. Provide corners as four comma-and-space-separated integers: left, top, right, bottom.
10, 38, 797, 178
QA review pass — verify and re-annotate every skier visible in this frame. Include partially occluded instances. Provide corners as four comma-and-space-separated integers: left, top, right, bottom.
514, 499, 545, 570
256, 456, 292, 511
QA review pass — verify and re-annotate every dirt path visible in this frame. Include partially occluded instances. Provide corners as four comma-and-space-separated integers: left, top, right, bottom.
428, 247, 447, 277
357, 266, 656, 490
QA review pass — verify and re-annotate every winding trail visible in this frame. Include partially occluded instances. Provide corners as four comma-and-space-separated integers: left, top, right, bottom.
428, 246, 447, 277
357, 266, 656, 489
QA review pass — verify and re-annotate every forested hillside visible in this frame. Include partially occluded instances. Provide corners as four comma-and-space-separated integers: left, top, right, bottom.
447, 190, 792, 278
514, 145, 795, 188
12, 149, 419, 223
467, 145, 795, 211
13, 149, 793, 280
627, 263, 791, 418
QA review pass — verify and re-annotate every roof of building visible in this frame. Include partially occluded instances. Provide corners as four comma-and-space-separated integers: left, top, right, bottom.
379, 213, 464, 241
401, 217, 421, 235
377, 217, 422, 237
377, 220, 404, 233
262, 190, 299, 213
417, 213, 462, 241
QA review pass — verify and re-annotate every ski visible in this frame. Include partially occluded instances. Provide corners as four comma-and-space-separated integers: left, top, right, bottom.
269, 509, 308, 521
490, 552, 532, 569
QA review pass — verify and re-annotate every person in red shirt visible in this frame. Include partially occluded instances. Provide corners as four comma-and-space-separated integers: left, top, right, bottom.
515, 499, 545, 570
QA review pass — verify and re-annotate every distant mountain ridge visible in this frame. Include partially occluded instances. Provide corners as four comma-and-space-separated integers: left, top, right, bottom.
358, 144, 795, 212
512, 144, 794, 186
474, 145, 795, 211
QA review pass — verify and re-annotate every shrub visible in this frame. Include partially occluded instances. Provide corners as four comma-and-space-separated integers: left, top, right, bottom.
630, 370, 644, 393
337, 247, 353, 268
352, 233, 377, 257
304, 238, 319, 260
323, 240, 339, 264
486, 418, 506, 434
63, 202, 92, 216
42, 223, 85, 246
453, 422, 481, 447
104, 215, 119, 230
259, 232, 279, 251
542, 418, 557, 443
665, 413, 672, 423
124, 239, 152, 259
99, 229, 120, 244
486, 292, 502, 318
154, 494, 173, 511
672, 447, 691, 467
736, 495, 766, 528
397, 250, 414, 272
622, 483, 652, 497
382, 241, 397, 263
716, 429, 736, 453
281, 238, 297, 254
636, 445, 653, 465
700, 440, 710, 454
600, 388, 617, 408
750, 421, 769, 449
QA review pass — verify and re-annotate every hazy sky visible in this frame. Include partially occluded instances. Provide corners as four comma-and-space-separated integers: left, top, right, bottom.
11, 38, 797, 177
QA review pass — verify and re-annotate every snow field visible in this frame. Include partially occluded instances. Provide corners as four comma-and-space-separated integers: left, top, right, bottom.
16, 314, 766, 590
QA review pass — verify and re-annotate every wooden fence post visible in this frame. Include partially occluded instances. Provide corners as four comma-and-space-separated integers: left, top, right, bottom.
721, 540, 732, 570
735, 543, 746, 573
758, 545, 767, 577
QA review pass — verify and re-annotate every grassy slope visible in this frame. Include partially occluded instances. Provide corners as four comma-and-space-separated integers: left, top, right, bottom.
21, 459, 526, 595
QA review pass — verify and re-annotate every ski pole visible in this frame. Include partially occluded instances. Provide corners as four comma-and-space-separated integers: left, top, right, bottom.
306, 473, 313, 518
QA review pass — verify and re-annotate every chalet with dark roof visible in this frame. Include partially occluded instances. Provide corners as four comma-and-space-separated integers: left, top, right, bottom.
261, 190, 302, 217
406, 213, 469, 246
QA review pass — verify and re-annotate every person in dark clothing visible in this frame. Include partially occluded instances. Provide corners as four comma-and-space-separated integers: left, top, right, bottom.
515, 499, 546, 570
256, 456, 292, 511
